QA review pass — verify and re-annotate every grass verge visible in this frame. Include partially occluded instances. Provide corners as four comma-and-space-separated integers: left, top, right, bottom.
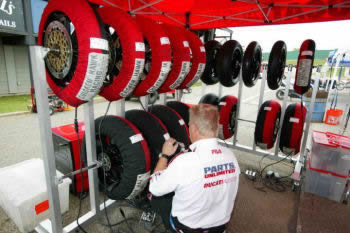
0, 95, 31, 114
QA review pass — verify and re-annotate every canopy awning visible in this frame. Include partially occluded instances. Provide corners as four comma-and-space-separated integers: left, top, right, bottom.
88, 0, 350, 29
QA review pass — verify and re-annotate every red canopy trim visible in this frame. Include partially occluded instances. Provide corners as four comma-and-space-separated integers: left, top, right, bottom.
89, 0, 350, 29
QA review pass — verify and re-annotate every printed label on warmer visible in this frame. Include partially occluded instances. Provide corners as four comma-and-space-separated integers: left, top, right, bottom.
186, 63, 206, 88
90, 38, 109, 51
129, 134, 143, 144
126, 171, 150, 200
169, 61, 191, 89
200, 46, 206, 53
301, 50, 313, 56
163, 133, 170, 140
135, 42, 145, 52
219, 102, 227, 106
296, 59, 312, 87
264, 107, 272, 111
183, 41, 189, 47
120, 58, 145, 97
160, 37, 170, 45
147, 61, 171, 93
77, 53, 108, 101
179, 119, 185, 126
290, 117, 300, 123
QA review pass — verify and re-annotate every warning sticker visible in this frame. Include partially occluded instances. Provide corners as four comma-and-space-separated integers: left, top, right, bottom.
169, 61, 191, 89
200, 46, 206, 53
186, 63, 206, 88
289, 117, 300, 123
296, 59, 312, 87
183, 41, 189, 47
76, 53, 108, 101
147, 61, 171, 93
120, 58, 145, 97
179, 119, 185, 126
130, 134, 143, 144
219, 102, 227, 106
126, 171, 151, 200
135, 42, 145, 52
264, 107, 272, 111
90, 38, 109, 51
160, 37, 170, 45
301, 50, 313, 56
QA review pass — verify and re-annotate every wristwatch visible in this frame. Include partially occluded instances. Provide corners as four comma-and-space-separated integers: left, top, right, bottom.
159, 153, 169, 160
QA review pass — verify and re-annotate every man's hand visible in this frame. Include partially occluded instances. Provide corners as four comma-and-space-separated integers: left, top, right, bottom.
162, 138, 179, 156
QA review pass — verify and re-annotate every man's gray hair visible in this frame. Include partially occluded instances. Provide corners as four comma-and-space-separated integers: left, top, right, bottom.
189, 104, 219, 137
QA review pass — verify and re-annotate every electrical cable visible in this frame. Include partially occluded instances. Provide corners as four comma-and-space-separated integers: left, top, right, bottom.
74, 107, 88, 233
97, 102, 114, 233
139, 98, 147, 111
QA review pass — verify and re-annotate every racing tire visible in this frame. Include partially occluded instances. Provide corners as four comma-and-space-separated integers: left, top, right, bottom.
267, 41, 287, 90
98, 7, 145, 101
178, 30, 206, 89
294, 39, 315, 95
216, 40, 243, 87
133, 16, 172, 96
201, 40, 221, 85
38, 0, 109, 107
158, 25, 191, 93
279, 103, 307, 155
125, 110, 169, 171
254, 100, 282, 150
166, 101, 191, 127
218, 95, 238, 140
149, 105, 190, 149
242, 41, 262, 87
198, 93, 219, 106
85, 115, 151, 200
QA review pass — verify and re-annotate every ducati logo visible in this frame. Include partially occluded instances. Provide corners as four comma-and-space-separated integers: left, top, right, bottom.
0, 0, 15, 15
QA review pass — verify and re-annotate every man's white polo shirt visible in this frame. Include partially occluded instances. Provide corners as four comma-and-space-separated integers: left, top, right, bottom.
149, 138, 240, 229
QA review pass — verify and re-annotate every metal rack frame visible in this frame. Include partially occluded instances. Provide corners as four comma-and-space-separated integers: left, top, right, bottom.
199, 65, 320, 187
30, 45, 122, 233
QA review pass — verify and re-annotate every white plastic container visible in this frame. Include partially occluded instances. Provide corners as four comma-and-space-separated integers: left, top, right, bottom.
0, 159, 71, 233
310, 131, 350, 177
305, 158, 348, 202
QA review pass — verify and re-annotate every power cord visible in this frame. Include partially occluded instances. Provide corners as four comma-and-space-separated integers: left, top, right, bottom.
97, 102, 114, 233
74, 107, 88, 233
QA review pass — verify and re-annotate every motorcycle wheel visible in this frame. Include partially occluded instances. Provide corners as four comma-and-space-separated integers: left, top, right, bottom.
276, 90, 284, 100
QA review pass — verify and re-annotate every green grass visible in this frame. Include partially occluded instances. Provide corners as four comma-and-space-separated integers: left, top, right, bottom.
0, 95, 32, 114
286, 59, 326, 66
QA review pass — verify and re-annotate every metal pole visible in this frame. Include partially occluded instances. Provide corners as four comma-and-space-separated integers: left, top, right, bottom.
29, 46, 63, 233
159, 93, 167, 105
83, 100, 101, 215
201, 82, 206, 97
233, 71, 243, 146
115, 99, 125, 117
176, 89, 183, 101
218, 84, 223, 98
252, 65, 267, 151
274, 66, 292, 156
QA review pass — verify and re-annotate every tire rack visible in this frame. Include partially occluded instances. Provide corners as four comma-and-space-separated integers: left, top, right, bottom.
30, 45, 125, 233
199, 64, 320, 189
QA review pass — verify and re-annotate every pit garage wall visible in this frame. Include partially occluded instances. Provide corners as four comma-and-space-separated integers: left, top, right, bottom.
0, 38, 31, 96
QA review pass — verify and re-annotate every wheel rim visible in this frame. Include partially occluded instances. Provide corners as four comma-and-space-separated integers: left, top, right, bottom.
44, 16, 73, 81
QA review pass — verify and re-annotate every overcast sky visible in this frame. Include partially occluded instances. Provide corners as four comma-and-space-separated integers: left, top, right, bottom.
216, 19, 350, 52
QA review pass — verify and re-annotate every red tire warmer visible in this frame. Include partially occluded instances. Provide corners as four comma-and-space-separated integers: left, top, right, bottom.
279, 103, 307, 155
158, 25, 191, 93
178, 30, 206, 89
133, 16, 172, 96
254, 100, 282, 150
294, 39, 316, 95
98, 7, 145, 101
38, 0, 109, 107
218, 95, 238, 140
